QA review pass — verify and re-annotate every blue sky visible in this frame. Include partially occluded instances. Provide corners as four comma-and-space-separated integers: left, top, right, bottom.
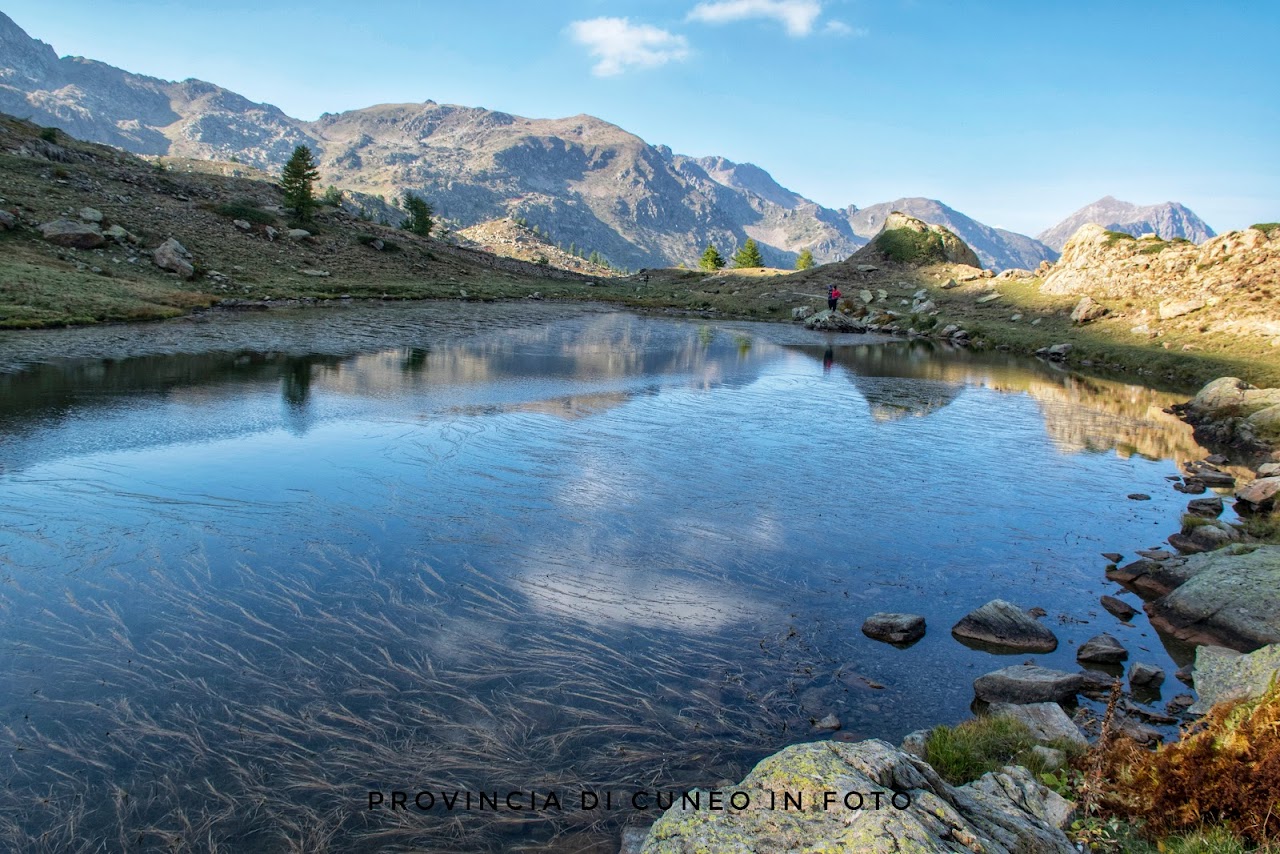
9, 1, 1278, 235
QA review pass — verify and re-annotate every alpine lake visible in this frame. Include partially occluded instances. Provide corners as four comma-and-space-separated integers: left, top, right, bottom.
0, 301, 1222, 852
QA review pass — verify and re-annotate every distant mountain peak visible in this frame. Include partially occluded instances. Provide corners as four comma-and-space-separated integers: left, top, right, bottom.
1038, 197, 1215, 251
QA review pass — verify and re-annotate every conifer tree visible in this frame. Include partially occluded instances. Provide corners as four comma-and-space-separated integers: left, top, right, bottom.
795, 249, 815, 270
699, 244, 725, 271
280, 145, 320, 222
732, 238, 764, 268
400, 193, 434, 237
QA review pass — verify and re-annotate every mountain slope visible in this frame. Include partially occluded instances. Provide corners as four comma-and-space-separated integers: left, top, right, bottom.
0, 10, 1051, 273
847, 197, 1057, 271
1038, 196, 1215, 251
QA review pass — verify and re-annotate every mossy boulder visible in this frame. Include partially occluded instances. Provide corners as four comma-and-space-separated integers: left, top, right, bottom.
640, 739, 1073, 853
855, 213, 982, 268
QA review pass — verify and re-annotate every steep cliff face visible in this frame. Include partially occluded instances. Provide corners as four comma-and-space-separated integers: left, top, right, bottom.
848, 197, 1057, 271
1038, 196, 1215, 251
1042, 223, 1280, 340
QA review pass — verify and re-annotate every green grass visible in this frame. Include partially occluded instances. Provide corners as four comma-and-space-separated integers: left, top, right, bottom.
0, 258, 214, 328
210, 199, 276, 225
1251, 223, 1280, 233
1139, 242, 1168, 255
1105, 230, 1138, 245
923, 716, 1081, 786
876, 228, 946, 264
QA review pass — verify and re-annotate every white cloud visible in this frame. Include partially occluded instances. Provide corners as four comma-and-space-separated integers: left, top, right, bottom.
568, 17, 690, 77
686, 0, 823, 36
823, 20, 867, 37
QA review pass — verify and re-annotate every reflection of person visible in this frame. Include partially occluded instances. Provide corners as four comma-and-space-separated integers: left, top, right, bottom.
827, 285, 841, 312
823, 345, 834, 373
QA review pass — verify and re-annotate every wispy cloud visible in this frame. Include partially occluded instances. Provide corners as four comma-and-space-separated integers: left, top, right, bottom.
686, 0, 823, 37
823, 20, 867, 37
568, 17, 690, 77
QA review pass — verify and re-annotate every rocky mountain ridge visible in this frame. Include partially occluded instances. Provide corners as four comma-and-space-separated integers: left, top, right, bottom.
1038, 196, 1216, 251
0, 11, 1062, 273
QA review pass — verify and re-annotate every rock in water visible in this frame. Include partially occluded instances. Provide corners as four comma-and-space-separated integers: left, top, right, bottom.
861, 613, 926, 645
1077, 633, 1129, 664
973, 665, 1083, 705
1129, 662, 1165, 688
639, 739, 1075, 853
952, 599, 1059, 652
1099, 595, 1138, 621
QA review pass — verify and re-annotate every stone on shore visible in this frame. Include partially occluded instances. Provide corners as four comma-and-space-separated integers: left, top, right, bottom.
974, 665, 1083, 705
1143, 545, 1280, 650
38, 219, 105, 249
1077, 633, 1128, 664
1070, 296, 1108, 324
1186, 497, 1224, 518
1187, 643, 1280, 714
861, 613, 926, 645
1236, 476, 1280, 509
639, 739, 1075, 854
952, 600, 1058, 653
804, 309, 864, 332
987, 702, 1087, 747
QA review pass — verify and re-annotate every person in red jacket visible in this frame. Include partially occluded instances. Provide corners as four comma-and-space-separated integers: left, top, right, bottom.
827, 285, 841, 312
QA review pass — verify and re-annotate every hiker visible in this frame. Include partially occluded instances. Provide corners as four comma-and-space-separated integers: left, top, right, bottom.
827, 284, 841, 312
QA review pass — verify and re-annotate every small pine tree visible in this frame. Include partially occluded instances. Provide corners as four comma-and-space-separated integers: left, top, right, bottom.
699, 244, 725, 271
588, 250, 602, 266
795, 249, 815, 270
733, 238, 764, 268
320, 185, 343, 207
280, 145, 320, 222
400, 193, 434, 237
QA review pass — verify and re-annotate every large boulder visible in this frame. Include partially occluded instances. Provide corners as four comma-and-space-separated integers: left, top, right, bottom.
974, 665, 1083, 705
1187, 643, 1280, 714
1243, 405, 1280, 447
0, 210, 16, 230
804, 309, 865, 332
639, 739, 1074, 854
1187, 377, 1280, 421
952, 600, 1058, 653
862, 613, 926, 645
153, 238, 195, 279
1144, 545, 1280, 650
38, 219, 105, 249
1069, 296, 1108, 324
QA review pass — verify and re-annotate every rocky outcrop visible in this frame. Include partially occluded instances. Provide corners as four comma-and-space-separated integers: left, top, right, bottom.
1141, 546, 1280, 650
847, 197, 1057, 271
1037, 196, 1215, 251
1039, 226, 1280, 343
952, 599, 1058, 652
853, 213, 983, 269
861, 613, 926, 645
1178, 377, 1280, 451
639, 739, 1074, 853
1188, 643, 1280, 714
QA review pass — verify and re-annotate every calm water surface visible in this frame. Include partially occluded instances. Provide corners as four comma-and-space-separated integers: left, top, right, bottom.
0, 303, 1214, 851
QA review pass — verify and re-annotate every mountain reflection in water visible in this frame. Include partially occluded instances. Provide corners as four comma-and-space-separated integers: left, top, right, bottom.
0, 305, 1209, 852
